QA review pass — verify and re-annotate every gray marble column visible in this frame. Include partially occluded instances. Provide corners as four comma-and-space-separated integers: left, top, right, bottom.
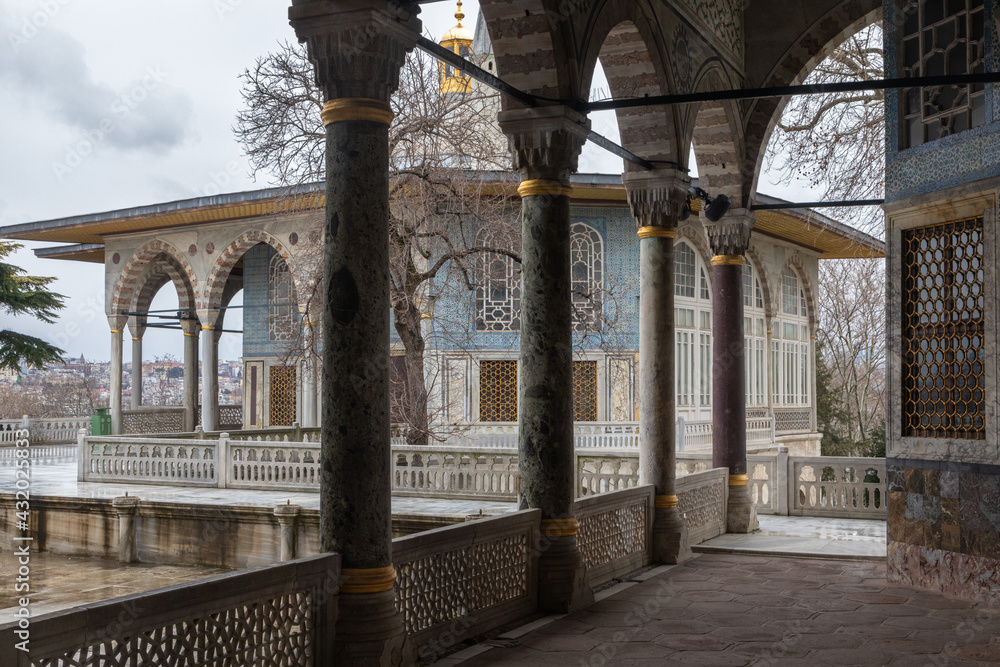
624, 169, 692, 564
290, 3, 419, 663
108, 317, 126, 435
181, 318, 199, 433
499, 106, 592, 613
128, 318, 144, 410
704, 209, 759, 534
200, 320, 218, 432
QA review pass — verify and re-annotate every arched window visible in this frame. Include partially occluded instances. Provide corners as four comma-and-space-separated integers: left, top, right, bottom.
742, 261, 767, 407
772, 267, 811, 406
674, 241, 712, 417
570, 223, 603, 332
475, 230, 520, 331
268, 253, 295, 342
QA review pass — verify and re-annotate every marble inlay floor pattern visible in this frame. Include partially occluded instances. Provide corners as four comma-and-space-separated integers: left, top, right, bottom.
444, 554, 1000, 666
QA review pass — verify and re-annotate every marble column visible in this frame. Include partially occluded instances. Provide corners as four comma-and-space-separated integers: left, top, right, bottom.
704, 209, 759, 533
290, 3, 419, 663
180, 318, 199, 433
274, 503, 302, 562
108, 317, 126, 435
127, 318, 144, 410
624, 169, 692, 564
498, 106, 593, 613
199, 311, 219, 432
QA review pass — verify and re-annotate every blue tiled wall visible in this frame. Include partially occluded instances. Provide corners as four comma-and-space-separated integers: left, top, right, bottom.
397, 205, 641, 352
884, 0, 1000, 201
242, 243, 299, 358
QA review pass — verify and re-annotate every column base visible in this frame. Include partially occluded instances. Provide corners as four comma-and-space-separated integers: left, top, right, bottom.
726, 483, 759, 534
651, 506, 692, 564
334, 589, 411, 666
537, 534, 593, 613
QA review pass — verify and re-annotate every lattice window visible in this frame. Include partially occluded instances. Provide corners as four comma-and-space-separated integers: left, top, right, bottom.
269, 365, 297, 426
898, 0, 985, 149
573, 360, 598, 422
268, 253, 296, 342
902, 217, 985, 439
479, 360, 517, 422
571, 223, 604, 332
476, 230, 521, 331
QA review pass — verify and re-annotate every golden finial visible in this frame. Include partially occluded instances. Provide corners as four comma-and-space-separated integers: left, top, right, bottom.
455, 1, 465, 24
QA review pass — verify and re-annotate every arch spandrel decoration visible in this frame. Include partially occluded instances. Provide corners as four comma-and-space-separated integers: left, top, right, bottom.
200, 230, 306, 314
111, 240, 198, 317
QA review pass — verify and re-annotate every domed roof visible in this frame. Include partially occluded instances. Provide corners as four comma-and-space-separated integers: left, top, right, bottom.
441, 1, 473, 44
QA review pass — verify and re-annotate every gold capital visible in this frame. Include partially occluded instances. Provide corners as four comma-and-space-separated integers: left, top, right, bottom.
654, 494, 679, 509
110, 329, 122, 334
321, 98, 394, 126
637, 226, 676, 240
202, 326, 215, 331
540, 517, 580, 537
340, 565, 397, 594
711, 254, 746, 266
518, 179, 573, 198
728, 474, 749, 487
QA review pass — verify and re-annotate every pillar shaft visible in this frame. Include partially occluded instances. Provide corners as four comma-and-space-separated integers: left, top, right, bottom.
626, 169, 692, 564
182, 322, 199, 433
130, 338, 142, 410
201, 326, 218, 431
110, 327, 124, 435
711, 262, 746, 474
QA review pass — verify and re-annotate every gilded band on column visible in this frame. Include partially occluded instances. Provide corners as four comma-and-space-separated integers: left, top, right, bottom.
321, 98, 394, 126
517, 179, 573, 198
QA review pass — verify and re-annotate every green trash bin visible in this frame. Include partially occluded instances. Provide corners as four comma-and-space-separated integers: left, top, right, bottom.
92, 408, 111, 436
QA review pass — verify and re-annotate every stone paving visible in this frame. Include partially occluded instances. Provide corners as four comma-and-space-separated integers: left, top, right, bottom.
449, 554, 1000, 666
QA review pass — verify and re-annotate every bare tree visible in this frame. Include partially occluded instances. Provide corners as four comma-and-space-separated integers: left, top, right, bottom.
817, 258, 886, 453
765, 23, 884, 235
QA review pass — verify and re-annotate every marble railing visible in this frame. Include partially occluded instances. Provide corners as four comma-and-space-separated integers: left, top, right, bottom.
1, 417, 91, 444
393, 509, 539, 655
0, 554, 340, 666
677, 468, 728, 544
791, 455, 886, 519
576, 485, 652, 586
392, 446, 519, 501
82, 435, 218, 487
774, 408, 813, 434
226, 439, 321, 491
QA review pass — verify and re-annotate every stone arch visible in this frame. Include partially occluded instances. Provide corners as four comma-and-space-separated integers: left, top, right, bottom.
200, 230, 306, 313
477, 0, 578, 100
743, 2, 882, 200
689, 63, 745, 204
778, 254, 819, 332
112, 240, 197, 317
578, 2, 683, 167
745, 243, 775, 319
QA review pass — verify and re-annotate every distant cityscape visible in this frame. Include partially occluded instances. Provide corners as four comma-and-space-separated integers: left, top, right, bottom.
0, 355, 242, 418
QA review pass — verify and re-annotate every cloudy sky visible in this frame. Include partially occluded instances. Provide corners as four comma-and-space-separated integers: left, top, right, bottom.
0, 0, 818, 363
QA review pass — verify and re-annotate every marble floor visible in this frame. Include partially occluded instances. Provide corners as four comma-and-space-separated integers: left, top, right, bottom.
697, 515, 887, 560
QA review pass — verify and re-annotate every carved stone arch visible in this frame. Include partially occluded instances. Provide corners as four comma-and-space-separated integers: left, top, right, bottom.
478, 0, 579, 100
577, 1, 683, 167
689, 62, 746, 204
744, 243, 775, 319
200, 230, 305, 313
675, 224, 715, 290
778, 254, 819, 332
742, 2, 882, 200
112, 240, 197, 317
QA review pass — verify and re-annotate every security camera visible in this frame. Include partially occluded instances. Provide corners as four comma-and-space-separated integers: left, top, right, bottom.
690, 187, 731, 223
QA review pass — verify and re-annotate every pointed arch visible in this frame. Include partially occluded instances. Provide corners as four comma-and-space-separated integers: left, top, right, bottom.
111, 240, 197, 317
201, 230, 306, 313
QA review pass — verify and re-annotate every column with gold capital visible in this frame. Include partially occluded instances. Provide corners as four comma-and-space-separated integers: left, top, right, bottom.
704, 208, 759, 533
290, 2, 420, 664
624, 168, 692, 564
499, 105, 593, 613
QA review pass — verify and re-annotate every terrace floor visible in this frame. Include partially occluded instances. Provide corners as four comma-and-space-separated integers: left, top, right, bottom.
440, 553, 1000, 666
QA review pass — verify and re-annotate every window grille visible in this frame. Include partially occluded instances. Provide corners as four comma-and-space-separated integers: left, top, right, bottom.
898, 0, 985, 148
570, 223, 604, 332
268, 253, 296, 343
573, 361, 598, 421
269, 365, 297, 426
902, 217, 985, 439
480, 360, 518, 422
475, 230, 521, 331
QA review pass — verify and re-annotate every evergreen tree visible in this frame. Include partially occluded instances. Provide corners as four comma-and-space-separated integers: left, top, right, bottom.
0, 241, 65, 372
815, 340, 851, 456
